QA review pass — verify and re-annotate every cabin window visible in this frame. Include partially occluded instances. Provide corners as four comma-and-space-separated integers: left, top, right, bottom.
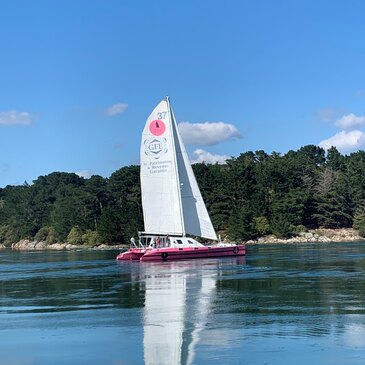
177, 240, 183, 244
188, 240, 194, 244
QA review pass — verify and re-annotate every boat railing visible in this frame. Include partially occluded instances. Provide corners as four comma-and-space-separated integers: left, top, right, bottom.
130, 237, 146, 249
137, 233, 172, 248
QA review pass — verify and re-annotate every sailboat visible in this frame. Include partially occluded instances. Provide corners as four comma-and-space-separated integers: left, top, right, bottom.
116, 97, 245, 262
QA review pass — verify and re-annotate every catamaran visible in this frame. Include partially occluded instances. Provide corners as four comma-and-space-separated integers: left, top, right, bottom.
116, 97, 245, 262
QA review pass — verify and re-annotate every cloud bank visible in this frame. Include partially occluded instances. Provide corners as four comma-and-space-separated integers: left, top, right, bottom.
105, 103, 128, 117
335, 113, 365, 129
191, 149, 230, 164
318, 111, 365, 153
319, 130, 365, 152
75, 170, 93, 179
178, 121, 241, 146
0, 110, 33, 125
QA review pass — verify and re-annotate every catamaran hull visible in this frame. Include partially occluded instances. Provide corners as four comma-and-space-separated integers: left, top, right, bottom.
140, 245, 245, 262
116, 248, 146, 261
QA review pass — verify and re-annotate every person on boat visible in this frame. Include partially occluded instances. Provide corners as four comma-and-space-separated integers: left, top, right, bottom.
149, 238, 156, 248
166, 235, 170, 247
130, 237, 136, 247
156, 237, 161, 248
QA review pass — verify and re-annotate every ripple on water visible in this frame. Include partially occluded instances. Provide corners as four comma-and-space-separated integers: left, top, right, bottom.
2, 245, 365, 364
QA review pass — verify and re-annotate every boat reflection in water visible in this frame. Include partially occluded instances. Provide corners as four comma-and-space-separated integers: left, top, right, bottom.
139, 257, 246, 365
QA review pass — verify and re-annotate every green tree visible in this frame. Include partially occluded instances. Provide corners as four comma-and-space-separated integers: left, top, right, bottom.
353, 201, 365, 237
82, 230, 100, 246
97, 206, 125, 244
67, 226, 83, 245
253, 216, 271, 236
34, 226, 50, 241
227, 204, 255, 241
313, 168, 352, 227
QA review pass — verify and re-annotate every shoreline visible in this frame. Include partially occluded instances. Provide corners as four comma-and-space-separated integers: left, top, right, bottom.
0, 240, 126, 251
244, 228, 364, 244
0, 228, 364, 251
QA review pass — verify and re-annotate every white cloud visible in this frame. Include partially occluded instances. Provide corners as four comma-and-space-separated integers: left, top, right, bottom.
105, 103, 128, 117
75, 170, 93, 179
178, 121, 241, 146
191, 149, 230, 164
335, 113, 365, 129
319, 130, 365, 152
0, 110, 33, 125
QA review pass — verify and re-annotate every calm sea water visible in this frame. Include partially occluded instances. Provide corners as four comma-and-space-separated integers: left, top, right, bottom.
1, 243, 365, 365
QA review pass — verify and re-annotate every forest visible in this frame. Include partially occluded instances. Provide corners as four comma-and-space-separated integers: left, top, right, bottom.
1, 144, 365, 246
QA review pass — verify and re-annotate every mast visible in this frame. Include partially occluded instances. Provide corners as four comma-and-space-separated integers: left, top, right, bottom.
166, 96, 186, 236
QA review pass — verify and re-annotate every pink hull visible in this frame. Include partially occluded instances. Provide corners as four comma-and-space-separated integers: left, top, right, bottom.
116, 248, 146, 261
140, 245, 245, 262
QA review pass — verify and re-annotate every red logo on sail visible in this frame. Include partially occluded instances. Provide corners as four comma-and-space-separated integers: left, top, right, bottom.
149, 120, 166, 136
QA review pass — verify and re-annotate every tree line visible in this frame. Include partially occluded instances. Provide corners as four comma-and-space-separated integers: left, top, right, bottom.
1, 145, 365, 246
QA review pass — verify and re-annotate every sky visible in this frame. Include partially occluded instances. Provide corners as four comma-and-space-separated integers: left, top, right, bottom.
1, 0, 365, 187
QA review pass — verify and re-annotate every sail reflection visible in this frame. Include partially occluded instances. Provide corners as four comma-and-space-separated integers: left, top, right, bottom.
140, 258, 245, 365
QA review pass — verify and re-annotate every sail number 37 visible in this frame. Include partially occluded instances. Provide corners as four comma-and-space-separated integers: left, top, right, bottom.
157, 112, 167, 119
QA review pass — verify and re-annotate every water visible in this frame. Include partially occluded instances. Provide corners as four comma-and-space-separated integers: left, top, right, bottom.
1, 244, 365, 364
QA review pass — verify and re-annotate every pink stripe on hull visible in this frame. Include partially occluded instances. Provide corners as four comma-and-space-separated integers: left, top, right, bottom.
140, 245, 246, 262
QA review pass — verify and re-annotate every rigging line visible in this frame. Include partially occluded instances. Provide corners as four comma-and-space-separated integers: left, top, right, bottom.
166, 96, 186, 237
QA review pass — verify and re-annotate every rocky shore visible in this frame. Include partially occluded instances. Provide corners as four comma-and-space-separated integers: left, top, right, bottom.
245, 228, 364, 244
0, 228, 363, 251
0, 240, 124, 251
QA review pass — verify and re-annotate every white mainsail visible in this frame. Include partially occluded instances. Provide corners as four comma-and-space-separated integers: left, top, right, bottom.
140, 97, 217, 240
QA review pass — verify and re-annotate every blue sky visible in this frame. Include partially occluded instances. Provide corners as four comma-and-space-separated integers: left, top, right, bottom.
1, 0, 365, 187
